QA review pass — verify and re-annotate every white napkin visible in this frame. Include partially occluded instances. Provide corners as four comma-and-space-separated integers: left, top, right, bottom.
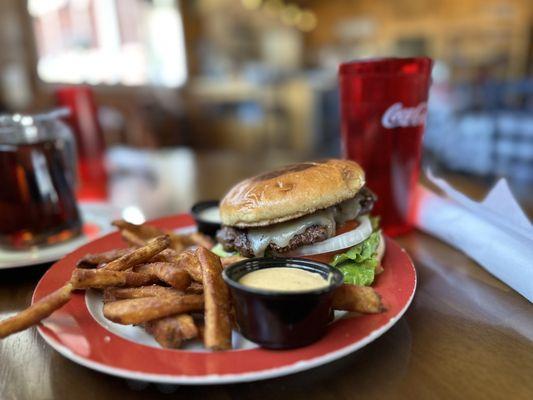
414, 171, 533, 302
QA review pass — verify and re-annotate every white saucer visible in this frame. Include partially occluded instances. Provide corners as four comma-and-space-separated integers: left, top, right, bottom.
0, 202, 120, 269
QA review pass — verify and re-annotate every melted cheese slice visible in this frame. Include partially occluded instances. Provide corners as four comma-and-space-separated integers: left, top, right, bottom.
246, 197, 361, 257
246, 210, 335, 257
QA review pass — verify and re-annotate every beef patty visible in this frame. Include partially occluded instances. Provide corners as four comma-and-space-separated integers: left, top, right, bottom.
217, 225, 330, 258
217, 187, 376, 257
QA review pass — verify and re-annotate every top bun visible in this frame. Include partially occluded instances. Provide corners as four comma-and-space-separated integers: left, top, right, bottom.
220, 159, 365, 227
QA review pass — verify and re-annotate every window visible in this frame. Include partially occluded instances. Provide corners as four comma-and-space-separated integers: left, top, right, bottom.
28, 0, 187, 87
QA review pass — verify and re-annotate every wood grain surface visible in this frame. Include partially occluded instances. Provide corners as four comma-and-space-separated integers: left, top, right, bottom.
1, 150, 532, 400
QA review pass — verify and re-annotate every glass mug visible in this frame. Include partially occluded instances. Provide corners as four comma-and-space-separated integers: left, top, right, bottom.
0, 109, 82, 249
339, 57, 433, 236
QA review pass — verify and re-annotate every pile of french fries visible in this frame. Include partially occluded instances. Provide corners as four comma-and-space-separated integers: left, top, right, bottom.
0, 220, 384, 350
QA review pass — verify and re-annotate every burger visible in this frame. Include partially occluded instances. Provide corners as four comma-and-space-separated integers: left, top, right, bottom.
214, 159, 385, 286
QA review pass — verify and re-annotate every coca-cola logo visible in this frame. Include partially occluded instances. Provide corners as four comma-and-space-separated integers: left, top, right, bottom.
381, 102, 428, 129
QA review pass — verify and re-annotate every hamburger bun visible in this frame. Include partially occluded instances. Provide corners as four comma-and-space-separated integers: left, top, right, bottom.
220, 159, 365, 228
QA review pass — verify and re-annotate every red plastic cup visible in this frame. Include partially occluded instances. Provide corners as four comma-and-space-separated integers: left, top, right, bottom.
55, 86, 108, 200
339, 57, 433, 236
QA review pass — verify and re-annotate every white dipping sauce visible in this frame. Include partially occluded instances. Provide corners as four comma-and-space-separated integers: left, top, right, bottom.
199, 206, 221, 223
239, 267, 329, 292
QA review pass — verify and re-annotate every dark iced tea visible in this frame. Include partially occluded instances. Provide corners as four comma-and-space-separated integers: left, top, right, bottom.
0, 138, 81, 249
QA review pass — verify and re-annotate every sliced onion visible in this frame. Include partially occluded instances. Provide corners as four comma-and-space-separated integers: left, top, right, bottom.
287, 215, 373, 256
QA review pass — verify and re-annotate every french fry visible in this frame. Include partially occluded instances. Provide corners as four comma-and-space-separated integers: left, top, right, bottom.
119, 229, 147, 247
70, 269, 158, 289
168, 233, 211, 250
102, 235, 170, 271
169, 232, 191, 254
332, 284, 384, 314
176, 250, 245, 282
187, 232, 214, 250
177, 250, 203, 282
103, 285, 183, 301
112, 220, 164, 240
76, 248, 135, 269
133, 262, 191, 291
196, 247, 232, 350
113, 220, 186, 252
112, 219, 214, 252
150, 248, 180, 263
221, 255, 247, 268
153, 264, 191, 290
103, 294, 204, 325
103, 289, 117, 303
145, 314, 198, 349
172, 315, 198, 340
186, 281, 204, 295
0, 284, 73, 339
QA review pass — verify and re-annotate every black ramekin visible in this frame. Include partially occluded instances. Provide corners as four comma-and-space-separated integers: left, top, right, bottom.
190, 200, 221, 237
222, 257, 344, 349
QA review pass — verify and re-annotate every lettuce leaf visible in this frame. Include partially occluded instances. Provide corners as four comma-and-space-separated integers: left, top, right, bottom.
338, 259, 378, 286
330, 230, 381, 286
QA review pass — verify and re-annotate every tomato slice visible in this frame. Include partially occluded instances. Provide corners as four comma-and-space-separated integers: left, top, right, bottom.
300, 220, 362, 263
335, 219, 359, 235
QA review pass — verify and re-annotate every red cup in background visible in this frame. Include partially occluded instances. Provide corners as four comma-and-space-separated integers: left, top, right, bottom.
339, 57, 433, 236
55, 86, 108, 200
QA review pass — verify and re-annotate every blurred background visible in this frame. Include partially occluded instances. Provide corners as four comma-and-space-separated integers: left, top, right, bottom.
0, 0, 531, 220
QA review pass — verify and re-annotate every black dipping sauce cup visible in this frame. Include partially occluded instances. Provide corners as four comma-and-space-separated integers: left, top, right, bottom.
190, 200, 220, 237
223, 257, 344, 349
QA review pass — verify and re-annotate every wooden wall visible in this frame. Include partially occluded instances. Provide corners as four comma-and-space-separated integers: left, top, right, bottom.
307, 0, 532, 79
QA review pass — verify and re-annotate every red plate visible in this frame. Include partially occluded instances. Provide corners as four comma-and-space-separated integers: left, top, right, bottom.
33, 214, 416, 385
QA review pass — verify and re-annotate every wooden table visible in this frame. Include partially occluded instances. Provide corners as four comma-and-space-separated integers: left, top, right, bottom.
1, 149, 532, 400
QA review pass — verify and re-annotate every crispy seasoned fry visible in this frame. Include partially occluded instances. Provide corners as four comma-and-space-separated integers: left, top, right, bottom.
112, 219, 214, 252
76, 248, 135, 269
102, 289, 116, 303
103, 285, 183, 301
186, 281, 204, 294
112, 220, 165, 240
332, 284, 384, 314
173, 314, 198, 340
113, 220, 187, 252
150, 248, 179, 263
221, 255, 247, 268
187, 232, 214, 250
0, 284, 73, 339
177, 250, 203, 282
119, 229, 147, 247
71, 269, 158, 289
168, 235, 187, 253
145, 314, 198, 349
176, 251, 245, 282
172, 234, 210, 252
131, 263, 157, 275
153, 264, 191, 290
103, 294, 204, 325
196, 247, 231, 350
133, 262, 191, 291
102, 235, 170, 271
